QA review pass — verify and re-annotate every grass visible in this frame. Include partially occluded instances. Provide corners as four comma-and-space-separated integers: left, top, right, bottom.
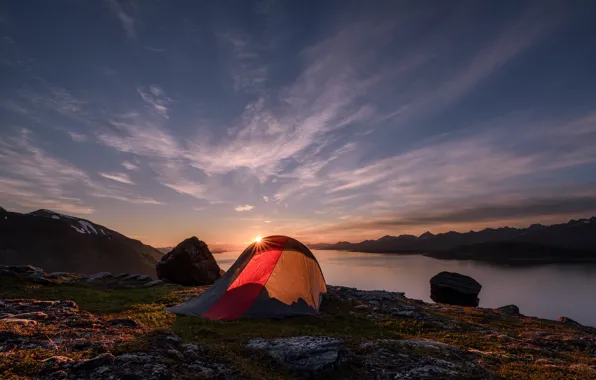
1, 274, 595, 379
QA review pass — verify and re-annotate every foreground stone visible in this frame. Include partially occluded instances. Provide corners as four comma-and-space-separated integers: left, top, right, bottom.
0, 266, 160, 290
247, 336, 344, 375
497, 304, 520, 315
430, 272, 482, 307
36, 332, 235, 379
361, 339, 494, 379
156, 236, 222, 286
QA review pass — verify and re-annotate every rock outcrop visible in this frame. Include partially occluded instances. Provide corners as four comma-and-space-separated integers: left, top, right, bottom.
247, 336, 344, 375
0, 266, 165, 289
497, 304, 520, 315
430, 272, 482, 307
156, 237, 222, 286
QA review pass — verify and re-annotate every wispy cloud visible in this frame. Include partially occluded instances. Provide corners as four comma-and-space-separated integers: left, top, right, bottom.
104, 0, 136, 40
99, 172, 134, 185
136, 86, 172, 118
0, 130, 162, 213
235, 204, 254, 212
220, 32, 268, 94
122, 161, 139, 171
68, 131, 87, 142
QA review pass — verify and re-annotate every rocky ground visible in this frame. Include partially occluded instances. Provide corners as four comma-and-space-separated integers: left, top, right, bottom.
1, 265, 595, 379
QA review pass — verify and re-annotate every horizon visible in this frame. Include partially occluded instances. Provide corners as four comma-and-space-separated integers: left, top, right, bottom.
2, 1, 596, 247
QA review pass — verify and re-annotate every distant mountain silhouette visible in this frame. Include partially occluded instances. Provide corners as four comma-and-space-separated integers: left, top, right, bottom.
309, 217, 596, 263
157, 246, 226, 254
0, 208, 163, 276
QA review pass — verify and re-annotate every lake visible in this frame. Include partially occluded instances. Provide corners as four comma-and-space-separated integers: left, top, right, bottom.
214, 249, 596, 327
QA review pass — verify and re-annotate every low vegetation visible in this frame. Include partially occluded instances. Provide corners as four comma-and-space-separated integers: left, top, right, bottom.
1, 274, 594, 379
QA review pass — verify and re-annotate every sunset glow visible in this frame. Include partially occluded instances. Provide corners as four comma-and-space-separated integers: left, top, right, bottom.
0, 2, 595, 248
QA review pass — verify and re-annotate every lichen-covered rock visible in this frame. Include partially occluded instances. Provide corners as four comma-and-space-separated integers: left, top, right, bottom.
497, 305, 520, 315
86, 272, 112, 282
156, 237, 222, 286
247, 336, 344, 374
430, 272, 482, 307
35, 332, 235, 379
144, 279, 164, 287
361, 339, 494, 379
557, 316, 583, 326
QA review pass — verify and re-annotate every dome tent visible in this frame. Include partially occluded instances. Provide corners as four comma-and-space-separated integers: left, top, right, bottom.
169, 235, 327, 320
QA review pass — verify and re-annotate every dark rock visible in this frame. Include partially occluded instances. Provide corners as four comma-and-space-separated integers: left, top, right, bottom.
556, 316, 583, 326
72, 339, 93, 350
430, 271, 482, 307
45, 370, 68, 379
247, 336, 344, 374
497, 305, 520, 315
108, 318, 139, 327
361, 339, 494, 379
144, 279, 164, 287
156, 237, 222, 286
86, 272, 112, 282
40, 356, 74, 373
29, 275, 53, 284
72, 353, 115, 372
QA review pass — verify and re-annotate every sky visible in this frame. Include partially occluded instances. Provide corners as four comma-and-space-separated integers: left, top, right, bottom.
1, 0, 596, 248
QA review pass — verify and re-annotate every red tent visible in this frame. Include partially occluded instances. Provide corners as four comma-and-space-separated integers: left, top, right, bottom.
169, 235, 327, 320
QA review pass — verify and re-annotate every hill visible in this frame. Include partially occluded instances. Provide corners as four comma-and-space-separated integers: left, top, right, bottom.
0, 207, 162, 276
309, 217, 596, 263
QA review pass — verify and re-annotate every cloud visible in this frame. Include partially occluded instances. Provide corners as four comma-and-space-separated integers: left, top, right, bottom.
97, 113, 180, 159
68, 131, 87, 142
122, 161, 139, 170
104, 0, 136, 40
235, 204, 254, 212
220, 32, 268, 94
0, 130, 163, 212
99, 172, 134, 185
262, 196, 269, 202
136, 86, 172, 118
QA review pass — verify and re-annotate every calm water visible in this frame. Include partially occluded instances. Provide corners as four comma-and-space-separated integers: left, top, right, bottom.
215, 249, 596, 327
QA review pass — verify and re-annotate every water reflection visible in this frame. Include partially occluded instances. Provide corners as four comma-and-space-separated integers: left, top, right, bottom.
214, 250, 596, 327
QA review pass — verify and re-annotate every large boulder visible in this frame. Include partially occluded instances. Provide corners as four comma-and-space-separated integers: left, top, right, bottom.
430, 271, 481, 307
156, 237, 222, 286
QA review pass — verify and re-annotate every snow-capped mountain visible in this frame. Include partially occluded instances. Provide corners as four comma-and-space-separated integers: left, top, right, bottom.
1, 207, 163, 276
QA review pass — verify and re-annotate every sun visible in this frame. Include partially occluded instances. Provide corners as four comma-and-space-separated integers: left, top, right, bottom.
254, 236, 262, 243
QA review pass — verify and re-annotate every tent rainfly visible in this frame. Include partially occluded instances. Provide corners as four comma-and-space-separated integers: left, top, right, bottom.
168, 235, 327, 320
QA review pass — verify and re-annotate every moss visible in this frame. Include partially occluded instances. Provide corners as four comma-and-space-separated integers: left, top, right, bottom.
0, 274, 184, 314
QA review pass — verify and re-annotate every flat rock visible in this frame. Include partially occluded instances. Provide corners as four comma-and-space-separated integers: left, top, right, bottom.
40, 356, 74, 373
497, 305, 520, 315
556, 316, 583, 326
362, 339, 494, 379
86, 272, 112, 282
247, 336, 344, 374
1, 318, 38, 326
144, 279, 164, 287
72, 353, 115, 371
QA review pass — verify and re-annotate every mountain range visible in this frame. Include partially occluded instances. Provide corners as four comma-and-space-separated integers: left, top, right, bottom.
309, 217, 596, 264
0, 207, 163, 276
